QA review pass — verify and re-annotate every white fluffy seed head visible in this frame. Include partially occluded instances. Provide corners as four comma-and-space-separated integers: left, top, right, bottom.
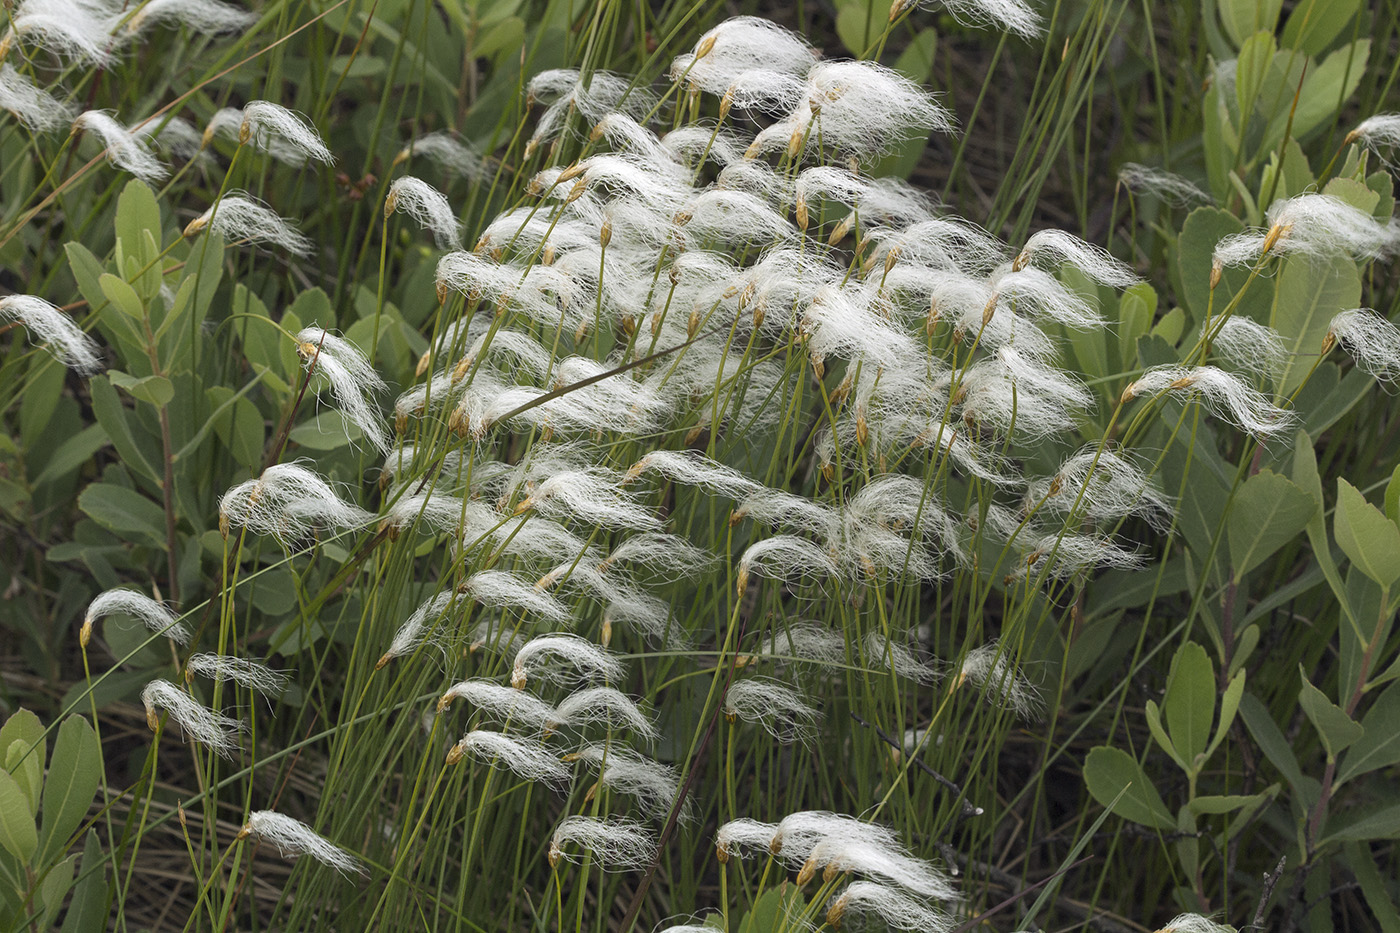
219, 462, 372, 544
184, 654, 288, 696
140, 679, 245, 756
240, 810, 364, 875
826, 881, 956, 932
952, 642, 1042, 719
736, 536, 841, 600
238, 101, 333, 164
380, 591, 461, 668
551, 687, 657, 740
72, 110, 169, 182
1211, 317, 1287, 380
0, 63, 75, 131
437, 679, 557, 726
184, 193, 312, 255
1014, 229, 1138, 288
548, 815, 656, 870
449, 730, 570, 786
804, 837, 959, 901
124, 0, 257, 35
1327, 308, 1400, 383
715, 818, 779, 862
296, 327, 390, 452
461, 570, 570, 624
1116, 163, 1211, 206
7, 0, 125, 66
1214, 193, 1399, 267
1027, 447, 1172, 531
84, 589, 190, 647
511, 634, 625, 690
624, 450, 761, 500
669, 17, 818, 102
1152, 915, 1234, 933
907, 0, 1042, 38
1347, 114, 1400, 154
723, 678, 819, 743
395, 131, 487, 180
0, 295, 103, 374
519, 468, 662, 532
863, 633, 941, 685
798, 61, 955, 160
1124, 365, 1297, 440
387, 176, 462, 249
570, 744, 685, 821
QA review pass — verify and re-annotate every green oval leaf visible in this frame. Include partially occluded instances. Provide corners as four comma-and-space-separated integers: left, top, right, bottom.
39, 716, 101, 864
1228, 470, 1316, 580
1083, 746, 1175, 830
1164, 641, 1216, 768
97, 273, 144, 321
1299, 666, 1364, 760
0, 768, 38, 861
1335, 478, 1400, 587
1337, 680, 1400, 787
77, 483, 168, 551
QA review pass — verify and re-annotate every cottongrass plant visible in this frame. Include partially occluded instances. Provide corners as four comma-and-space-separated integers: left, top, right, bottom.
31, 1, 1400, 929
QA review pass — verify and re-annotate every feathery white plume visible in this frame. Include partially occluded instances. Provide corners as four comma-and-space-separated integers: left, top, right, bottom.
517, 468, 662, 532
1014, 229, 1138, 288
0, 64, 74, 131
184, 654, 288, 696
447, 729, 570, 786
0, 295, 103, 374
1327, 308, 1400, 383
952, 642, 1042, 719
1213, 193, 1398, 267
550, 687, 657, 740
461, 569, 570, 624
826, 881, 955, 932
238, 101, 333, 164
296, 327, 390, 452
1151, 915, 1234, 933
1117, 163, 1211, 205
184, 193, 312, 255
669, 17, 818, 105
2, 0, 125, 66
802, 837, 958, 901
141, 679, 245, 756
239, 810, 364, 875
570, 744, 685, 821
218, 462, 372, 544
901, 0, 1041, 38
736, 536, 841, 600
1026, 447, 1171, 530
395, 130, 487, 180
624, 450, 761, 500
84, 588, 190, 647
124, 0, 256, 35
1212, 317, 1287, 380
437, 679, 557, 727
387, 176, 462, 249
72, 111, 168, 182
599, 533, 715, 577
548, 815, 657, 870
378, 591, 461, 668
715, 818, 779, 862
1124, 365, 1296, 439
863, 633, 940, 685
1345, 114, 1400, 157
723, 678, 819, 743
512, 634, 625, 690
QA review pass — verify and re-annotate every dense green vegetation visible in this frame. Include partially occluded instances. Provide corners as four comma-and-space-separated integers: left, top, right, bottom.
1, 0, 1398, 931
